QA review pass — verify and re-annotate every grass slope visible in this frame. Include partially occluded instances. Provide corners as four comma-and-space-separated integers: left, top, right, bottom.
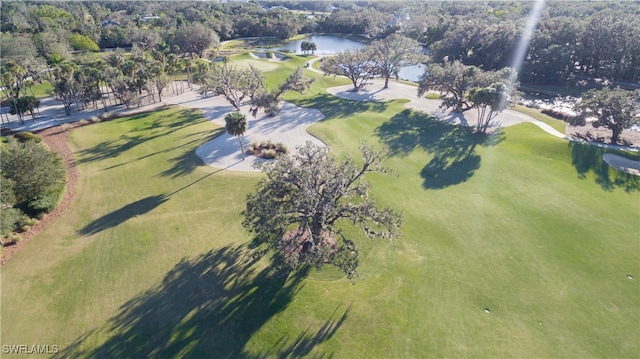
1, 72, 639, 358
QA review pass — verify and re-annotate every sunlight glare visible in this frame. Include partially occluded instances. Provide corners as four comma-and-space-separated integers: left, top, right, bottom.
506, 0, 546, 95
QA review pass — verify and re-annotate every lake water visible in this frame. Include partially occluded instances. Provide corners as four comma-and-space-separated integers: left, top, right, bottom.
398, 63, 426, 82
256, 34, 426, 82
260, 35, 369, 55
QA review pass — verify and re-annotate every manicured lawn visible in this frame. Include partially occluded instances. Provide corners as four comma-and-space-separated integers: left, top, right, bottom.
513, 105, 568, 133
1, 67, 638, 358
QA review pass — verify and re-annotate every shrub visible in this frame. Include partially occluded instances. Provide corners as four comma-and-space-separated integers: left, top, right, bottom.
1, 138, 66, 204
69, 34, 100, 52
0, 207, 27, 237
28, 192, 62, 214
13, 132, 43, 143
264, 103, 281, 116
90, 116, 102, 123
59, 123, 72, 132
20, 217, 39, 232
78, 119, 90, 126
1, 176, 17, 206
275, 143, 288, 154
99, 111, 118, 121
1, 234, 20, 246
262, 149, 277, 159
249, 140, 288, 158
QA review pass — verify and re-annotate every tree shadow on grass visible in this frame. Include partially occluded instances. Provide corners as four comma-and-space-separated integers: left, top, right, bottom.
375, 109, 504, 189
76, 134, 152, 164
158, 127, 226, 178
78, 108, 206, 165
78, 194, 169, 236
55, 245, 348, 358
569, 142, 640, 192
291, 93, 387, 120
125, 107, 205, 132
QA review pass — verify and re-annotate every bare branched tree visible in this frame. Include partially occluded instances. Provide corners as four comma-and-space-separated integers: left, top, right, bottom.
243, 142, 403, 279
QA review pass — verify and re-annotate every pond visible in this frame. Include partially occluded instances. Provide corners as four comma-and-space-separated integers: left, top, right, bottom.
257, 34, 369, 55
254, 34, 427, 83
398, 63, 426, 83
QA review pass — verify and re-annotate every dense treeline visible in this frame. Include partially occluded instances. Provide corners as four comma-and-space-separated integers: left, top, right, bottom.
416, 2, 640, 86
1, 1, 639, 87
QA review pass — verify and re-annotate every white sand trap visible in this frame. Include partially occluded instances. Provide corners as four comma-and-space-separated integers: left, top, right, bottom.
602, 153, 640, 176
195, 102, 326, 171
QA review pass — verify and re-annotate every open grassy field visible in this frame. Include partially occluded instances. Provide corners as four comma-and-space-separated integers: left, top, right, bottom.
1, 57, 639, 358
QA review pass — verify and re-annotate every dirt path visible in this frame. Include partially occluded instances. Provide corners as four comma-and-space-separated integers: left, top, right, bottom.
1, 125, 79, 265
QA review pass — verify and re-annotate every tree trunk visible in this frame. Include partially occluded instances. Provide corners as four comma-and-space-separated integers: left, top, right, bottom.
238, 136, 245, 160
611, 127, 621, 145
384, 75, 390, 89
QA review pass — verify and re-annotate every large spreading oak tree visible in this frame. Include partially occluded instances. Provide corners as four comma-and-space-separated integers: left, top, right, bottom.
250, 67, 315, 117
573, 87, 640, 144
370, 34, 424, 89
417, 60, 511, 113
321, 48, 379, 92
212, 63, 264, 111
242, 142, 403, 279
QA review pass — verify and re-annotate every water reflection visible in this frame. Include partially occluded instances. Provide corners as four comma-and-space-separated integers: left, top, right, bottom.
398, 63, 426, 82
257, 35, 369, 55
256, 34, 427, 82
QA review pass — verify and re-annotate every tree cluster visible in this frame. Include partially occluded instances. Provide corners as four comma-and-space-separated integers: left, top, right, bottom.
320, 34, 424, 92
200, 62, 314, 117
300, 41, 317, 55
2, 1, 637, 88
405, 2, 640, 86
0, 61, 42, 123
0, 39, 215, 119
1, 135, 66, 237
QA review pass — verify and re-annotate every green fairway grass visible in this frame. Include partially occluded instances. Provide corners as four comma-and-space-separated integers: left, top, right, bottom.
1, 62, 638, 358
513, 105, 568, 133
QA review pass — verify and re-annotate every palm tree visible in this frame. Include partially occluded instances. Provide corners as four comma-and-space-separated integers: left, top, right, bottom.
225, 111, 248, 160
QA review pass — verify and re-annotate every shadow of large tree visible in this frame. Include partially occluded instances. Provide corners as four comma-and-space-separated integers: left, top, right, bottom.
78, 194, 169, 236
291, 93, 387, 120
77, 108, 205, 165
569, 142, 640, 192
55, 245, 348, 358
159, 127, 226, 178
376, 109, 503, 189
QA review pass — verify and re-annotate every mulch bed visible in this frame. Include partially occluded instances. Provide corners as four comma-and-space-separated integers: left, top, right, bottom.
1, 124, 80, 266
0, 105, 173, 265
566, 124, 640, 147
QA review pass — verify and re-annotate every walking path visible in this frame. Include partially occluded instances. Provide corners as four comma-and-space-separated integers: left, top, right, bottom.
328, 79, 569, 140
327, 79, 640, 175
0, 84, 327, 172
2, 78, 638, 175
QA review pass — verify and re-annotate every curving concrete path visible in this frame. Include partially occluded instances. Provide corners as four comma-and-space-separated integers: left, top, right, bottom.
2, 78, 638, 175
325, 79, 640, 175
326, 79, 570, 139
